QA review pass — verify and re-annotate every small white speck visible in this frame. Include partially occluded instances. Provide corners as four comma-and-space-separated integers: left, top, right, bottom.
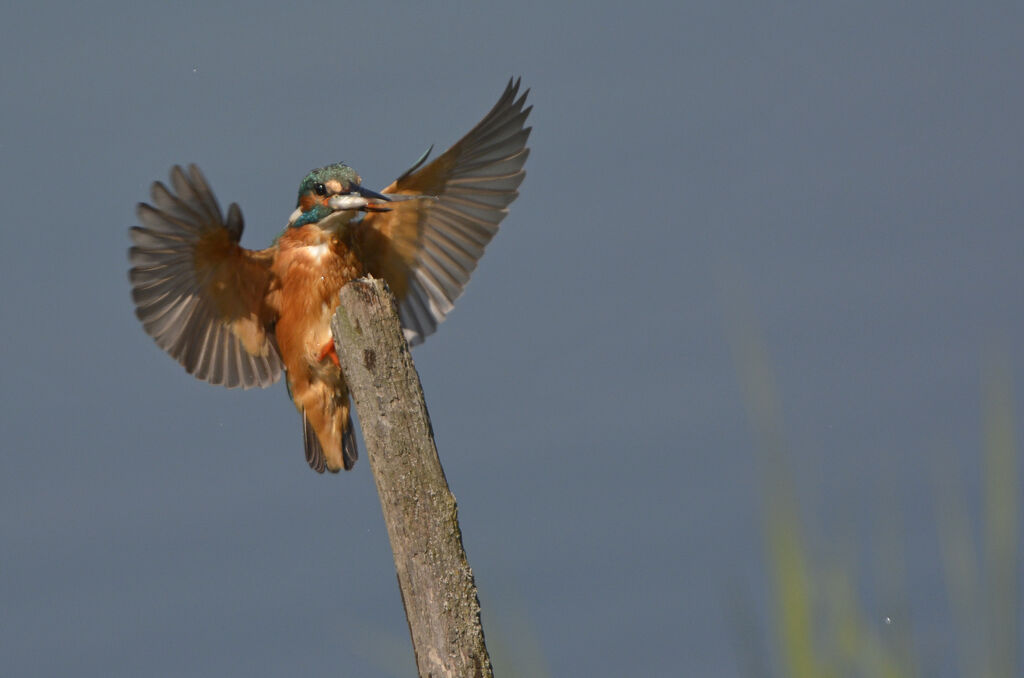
192, 65, 199, 74
883, 616, 892, 625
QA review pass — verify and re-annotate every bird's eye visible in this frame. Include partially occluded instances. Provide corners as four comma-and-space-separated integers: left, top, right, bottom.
314, 183, 327, 196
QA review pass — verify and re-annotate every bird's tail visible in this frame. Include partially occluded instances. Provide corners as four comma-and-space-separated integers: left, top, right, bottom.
298, 383, 358, 473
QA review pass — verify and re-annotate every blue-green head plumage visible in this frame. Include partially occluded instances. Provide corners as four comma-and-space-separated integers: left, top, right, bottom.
286, 162, 396, 231
289, 163, 361, 228
297, 163, 360, 201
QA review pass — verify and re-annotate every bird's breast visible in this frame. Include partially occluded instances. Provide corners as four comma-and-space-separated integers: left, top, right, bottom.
271, 230, 364, 370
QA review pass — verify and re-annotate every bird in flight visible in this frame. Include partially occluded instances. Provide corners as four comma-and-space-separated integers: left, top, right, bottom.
128, 79, 531, 473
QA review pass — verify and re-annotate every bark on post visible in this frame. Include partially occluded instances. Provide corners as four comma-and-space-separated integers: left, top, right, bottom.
331, 277, 492, 678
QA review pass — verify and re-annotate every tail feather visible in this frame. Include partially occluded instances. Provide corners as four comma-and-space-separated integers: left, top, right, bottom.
341, 412, 358, 470
298, 395, 358, 474
302, 411, 328, 473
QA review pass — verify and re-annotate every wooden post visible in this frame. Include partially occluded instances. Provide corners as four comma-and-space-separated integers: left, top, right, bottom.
331, 277, 492, 678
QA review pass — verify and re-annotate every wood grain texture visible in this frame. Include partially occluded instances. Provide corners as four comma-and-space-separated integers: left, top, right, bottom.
331, 277, 491, 678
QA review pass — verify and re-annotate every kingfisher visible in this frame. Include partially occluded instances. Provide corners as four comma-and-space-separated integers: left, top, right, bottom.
128, 79, 531, 473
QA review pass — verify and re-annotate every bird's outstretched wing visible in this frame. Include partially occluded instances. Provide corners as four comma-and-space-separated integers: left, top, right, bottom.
356, 78, 532, 344
129, 164, 284, 388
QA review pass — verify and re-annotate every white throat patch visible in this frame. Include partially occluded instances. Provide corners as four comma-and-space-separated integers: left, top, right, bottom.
306, 243, 331, 262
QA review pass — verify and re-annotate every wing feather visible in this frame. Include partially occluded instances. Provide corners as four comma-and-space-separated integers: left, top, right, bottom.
129, 164, 283, 388
357, 78, 532, 344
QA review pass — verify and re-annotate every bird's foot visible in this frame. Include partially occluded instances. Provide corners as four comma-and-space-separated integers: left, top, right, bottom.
317, 340, 340, 368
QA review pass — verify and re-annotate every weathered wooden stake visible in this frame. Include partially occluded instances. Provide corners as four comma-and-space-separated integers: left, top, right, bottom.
331, 277, 492, 678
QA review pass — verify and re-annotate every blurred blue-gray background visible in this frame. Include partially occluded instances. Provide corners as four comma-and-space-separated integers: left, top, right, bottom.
2, 2, 1022, 676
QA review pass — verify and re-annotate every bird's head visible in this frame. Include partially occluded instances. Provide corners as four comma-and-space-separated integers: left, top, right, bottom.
287, 163, 391, 228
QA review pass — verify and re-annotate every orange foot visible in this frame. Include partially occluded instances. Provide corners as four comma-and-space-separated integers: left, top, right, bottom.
317, 340, 340, 368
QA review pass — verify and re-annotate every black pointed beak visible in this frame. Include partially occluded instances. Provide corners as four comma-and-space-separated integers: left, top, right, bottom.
352, 182, 390, 202
327, 183, 436, 213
